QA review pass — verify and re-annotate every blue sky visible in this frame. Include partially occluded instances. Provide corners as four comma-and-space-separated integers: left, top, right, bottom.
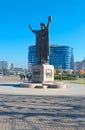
0, 0, 85, 68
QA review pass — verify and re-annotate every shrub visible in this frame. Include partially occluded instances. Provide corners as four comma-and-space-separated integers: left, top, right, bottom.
54, 75, 77, 80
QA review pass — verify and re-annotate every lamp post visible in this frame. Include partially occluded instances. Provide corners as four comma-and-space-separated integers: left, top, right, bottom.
59, 65, 62, 81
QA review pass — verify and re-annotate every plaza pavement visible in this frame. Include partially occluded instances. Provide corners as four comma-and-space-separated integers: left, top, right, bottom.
0, 76, 85, 130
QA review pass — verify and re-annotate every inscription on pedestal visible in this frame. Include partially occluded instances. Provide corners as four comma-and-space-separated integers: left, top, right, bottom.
33, 69, 40, 78
45, 69, 52, 78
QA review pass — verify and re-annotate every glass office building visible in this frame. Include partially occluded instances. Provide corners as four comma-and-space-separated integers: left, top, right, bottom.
28, 45, 74, 71
55, 46, 74, 71
28, 45, 37, 65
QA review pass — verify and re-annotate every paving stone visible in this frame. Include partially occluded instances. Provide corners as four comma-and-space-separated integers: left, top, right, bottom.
0, 95, 85, 130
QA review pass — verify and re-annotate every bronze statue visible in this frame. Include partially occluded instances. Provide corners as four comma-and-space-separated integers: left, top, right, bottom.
29, 16, 52, 64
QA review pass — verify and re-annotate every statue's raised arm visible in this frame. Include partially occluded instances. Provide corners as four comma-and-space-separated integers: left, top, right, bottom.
47, 16, 52, 29
29, 24, 35, 33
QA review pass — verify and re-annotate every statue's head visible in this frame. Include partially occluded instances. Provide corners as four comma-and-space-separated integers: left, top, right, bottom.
40, 23, 46, 29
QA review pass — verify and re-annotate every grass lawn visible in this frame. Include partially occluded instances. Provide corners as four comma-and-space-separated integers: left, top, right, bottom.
63, 78, 85, 84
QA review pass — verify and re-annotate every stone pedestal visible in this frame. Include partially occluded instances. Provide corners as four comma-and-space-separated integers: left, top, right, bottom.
32, 64, 54, 83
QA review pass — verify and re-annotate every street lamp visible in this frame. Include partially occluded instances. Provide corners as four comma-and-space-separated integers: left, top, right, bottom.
59, 65, 62, 81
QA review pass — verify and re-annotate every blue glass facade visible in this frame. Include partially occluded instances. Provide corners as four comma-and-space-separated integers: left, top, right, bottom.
55, 46, 74, 71
28, 45, 37, 65
28, 45, 74, 71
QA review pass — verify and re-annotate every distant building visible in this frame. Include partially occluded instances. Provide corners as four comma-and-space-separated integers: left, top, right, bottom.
82, 59, 85, 71
28, 45, 74, 71
74, 57, 85, 72
10, 63, 15, 69
0, 61, 9, 70
74, 62, 81, 72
